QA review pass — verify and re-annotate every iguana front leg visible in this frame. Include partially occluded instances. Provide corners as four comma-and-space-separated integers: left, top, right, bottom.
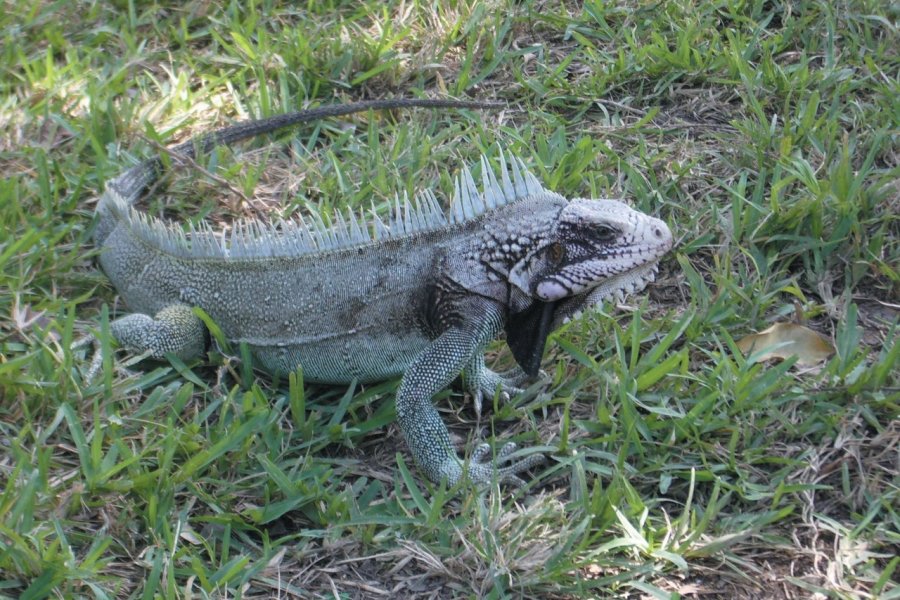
397, 313, 544, 486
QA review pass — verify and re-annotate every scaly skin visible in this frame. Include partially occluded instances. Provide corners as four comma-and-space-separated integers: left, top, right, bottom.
81, 99, 673, 486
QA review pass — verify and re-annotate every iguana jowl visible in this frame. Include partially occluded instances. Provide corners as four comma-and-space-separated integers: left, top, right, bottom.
86, 98, 673, 486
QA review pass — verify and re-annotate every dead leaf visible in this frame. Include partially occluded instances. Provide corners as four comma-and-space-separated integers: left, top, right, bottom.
179, 526, 203, 545
12, 295, 48, 332
737, 322, 834, 366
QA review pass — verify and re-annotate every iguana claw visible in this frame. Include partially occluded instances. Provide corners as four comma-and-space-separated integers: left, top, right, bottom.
463, 355, 547, 417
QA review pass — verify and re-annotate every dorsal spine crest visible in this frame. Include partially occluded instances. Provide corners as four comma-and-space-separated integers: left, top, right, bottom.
113, 150, 549, 260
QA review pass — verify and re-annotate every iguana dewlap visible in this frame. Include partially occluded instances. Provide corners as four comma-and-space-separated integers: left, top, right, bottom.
85, 98, 673, 486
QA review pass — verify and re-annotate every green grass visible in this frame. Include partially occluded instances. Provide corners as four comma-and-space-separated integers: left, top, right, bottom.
1, 0, 897, 598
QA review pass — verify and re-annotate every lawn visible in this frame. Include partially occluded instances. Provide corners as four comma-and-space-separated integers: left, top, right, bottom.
1, 1, 897, 598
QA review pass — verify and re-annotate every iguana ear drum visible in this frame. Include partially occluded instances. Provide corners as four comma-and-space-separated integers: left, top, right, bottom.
505, 300, 557, 376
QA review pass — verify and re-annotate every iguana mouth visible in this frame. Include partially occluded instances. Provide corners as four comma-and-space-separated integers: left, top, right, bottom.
557, 261, 661, 325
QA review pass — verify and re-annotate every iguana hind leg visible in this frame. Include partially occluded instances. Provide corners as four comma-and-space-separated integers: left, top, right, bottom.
76, 304, 207, 379
110, 304, 208, 360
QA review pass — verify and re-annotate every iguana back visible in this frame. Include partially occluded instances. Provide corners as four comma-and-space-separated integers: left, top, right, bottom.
102, 210, 483, 382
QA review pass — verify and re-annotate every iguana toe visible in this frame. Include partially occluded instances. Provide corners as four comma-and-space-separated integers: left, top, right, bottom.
465, 367, 527, 418
466, 441, 545, 486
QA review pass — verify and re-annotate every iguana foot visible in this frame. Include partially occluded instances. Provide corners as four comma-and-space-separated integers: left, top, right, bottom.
436, 442, 545, 486
463, 360, 549, 418
465, 369, 525, 417
463, 355, 547, 417
72, 333, 158, 381
466, 442, 546, 486
71, 333, 105, 381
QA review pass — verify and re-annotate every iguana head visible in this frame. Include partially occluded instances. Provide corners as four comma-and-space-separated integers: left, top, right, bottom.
442, 152, 672, 375
502, 197, 673, 375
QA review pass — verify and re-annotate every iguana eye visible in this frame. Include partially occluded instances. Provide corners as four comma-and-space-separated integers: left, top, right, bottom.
596, 225, 619, 242
547, 242, 566, 264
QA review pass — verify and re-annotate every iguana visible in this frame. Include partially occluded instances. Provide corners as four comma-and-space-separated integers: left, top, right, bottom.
81, 97, 673, 486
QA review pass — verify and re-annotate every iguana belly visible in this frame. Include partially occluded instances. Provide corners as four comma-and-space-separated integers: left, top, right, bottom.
245, 329, 432, 382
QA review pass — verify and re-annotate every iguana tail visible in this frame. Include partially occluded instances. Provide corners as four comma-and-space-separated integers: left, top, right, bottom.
94, 98, 502, 244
